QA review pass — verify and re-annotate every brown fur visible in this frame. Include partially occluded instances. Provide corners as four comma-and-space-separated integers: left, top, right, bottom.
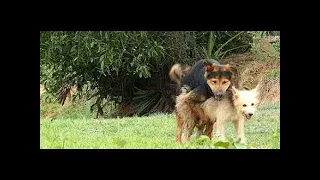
206, 78, 231, 97
204, 62, 231, 73
175, 89, 197, 143
175, 89, 215, 143
175, 110, 184, 143
169, 60, 234, 101
171, 60, 235, 143
203, 62, 234, 100
169, 63, 191, 88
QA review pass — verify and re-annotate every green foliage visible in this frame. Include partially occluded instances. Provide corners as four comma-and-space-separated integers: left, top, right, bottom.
249, 31, 280, 61
204, 31, 252, 61
40, 94, 116, 119
40, 102, 61, 119
40, 100, 90, 120
40, 31, 253, 117
266, 69, 280, 80
41, 31, 167, 116
41, 31, 165, 94
40, 91, 57, 104
132, 89, 161, 116
185, 136, 250, 149
272, 41, 280, 52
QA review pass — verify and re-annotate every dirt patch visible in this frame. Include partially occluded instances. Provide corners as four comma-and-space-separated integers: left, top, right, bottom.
259, 79, 280, 105
221, 53, 280, 104
238, 60, 280, 89
221, 52, 254, 64
221, 53, 254, 88
42, 111, 57, 119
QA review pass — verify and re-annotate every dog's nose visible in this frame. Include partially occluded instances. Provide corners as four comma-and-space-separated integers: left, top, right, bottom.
248, 113, 253, 117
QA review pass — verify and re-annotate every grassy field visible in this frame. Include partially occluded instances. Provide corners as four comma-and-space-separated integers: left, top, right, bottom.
40, 103, 280, 149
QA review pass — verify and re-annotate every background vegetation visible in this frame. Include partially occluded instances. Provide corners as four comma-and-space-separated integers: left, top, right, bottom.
40, 31, 280, 149
40, 31, 279, 118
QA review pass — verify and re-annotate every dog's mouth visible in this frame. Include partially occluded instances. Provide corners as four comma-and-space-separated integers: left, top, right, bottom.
214, 95, 224, 101
244, 114, 252, 120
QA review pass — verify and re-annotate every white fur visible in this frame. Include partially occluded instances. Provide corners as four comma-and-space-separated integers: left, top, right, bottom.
202, 86, 259, 144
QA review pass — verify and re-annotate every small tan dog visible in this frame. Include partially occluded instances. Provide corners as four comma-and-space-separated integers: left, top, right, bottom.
202, 85, 260, 144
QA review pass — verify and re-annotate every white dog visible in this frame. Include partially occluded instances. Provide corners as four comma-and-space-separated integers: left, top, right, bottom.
202, 85, 260, 144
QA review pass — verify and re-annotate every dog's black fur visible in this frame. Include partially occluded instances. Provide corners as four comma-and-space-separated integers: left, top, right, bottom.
180, 59, 233, 102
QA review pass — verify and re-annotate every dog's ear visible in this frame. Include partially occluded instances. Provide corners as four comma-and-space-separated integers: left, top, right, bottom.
231, 86, 239, 100
203, 60, 211, 67
220, 64, 235, 81
251, 83, 260, 97
227, 64, 238, 81
251, 84, 261, 105
203, 60, 219, 72
225, 64, 231, 71
203, 60, 213, 72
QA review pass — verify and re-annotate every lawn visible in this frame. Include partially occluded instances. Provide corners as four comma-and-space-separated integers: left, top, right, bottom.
40, 103, 280, 149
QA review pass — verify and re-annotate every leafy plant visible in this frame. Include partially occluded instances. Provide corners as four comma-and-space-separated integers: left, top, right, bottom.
266, 69, 280, 80
203, 31, 251, 61
185, 135, 251, 149
40, 31, 254, 117
249, 31, 280, 61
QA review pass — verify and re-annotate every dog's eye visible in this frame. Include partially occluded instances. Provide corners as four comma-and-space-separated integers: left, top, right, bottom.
242, 104, 247, 107
212, 80, 216, 84
251, 103, 254, 106
222, 80, 228, 84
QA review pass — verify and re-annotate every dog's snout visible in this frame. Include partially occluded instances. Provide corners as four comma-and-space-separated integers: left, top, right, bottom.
248, 113, 253, 117
215, 94, 223, 100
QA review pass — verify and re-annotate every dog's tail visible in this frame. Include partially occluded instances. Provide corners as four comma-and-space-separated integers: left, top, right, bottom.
169, 63, 191, 87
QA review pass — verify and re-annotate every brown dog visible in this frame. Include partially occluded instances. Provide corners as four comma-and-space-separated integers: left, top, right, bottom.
169, 59, 234, 143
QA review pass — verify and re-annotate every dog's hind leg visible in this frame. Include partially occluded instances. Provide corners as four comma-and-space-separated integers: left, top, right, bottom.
176, 91, 197, 143
176, 114, 183, 143
203, 120, 214, 138
181, 118, 196, 143
193, 106, 206, 138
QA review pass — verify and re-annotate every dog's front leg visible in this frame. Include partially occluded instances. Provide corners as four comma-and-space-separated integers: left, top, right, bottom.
215, 121, 226, 142
196, 125, 205, 138
236, 118, 246, 144
203, 120, 214, 138
233, 120, 240, 139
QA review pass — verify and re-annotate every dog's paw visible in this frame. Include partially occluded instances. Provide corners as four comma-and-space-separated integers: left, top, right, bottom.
215, 135, 227, 142
239, 138, 247, 145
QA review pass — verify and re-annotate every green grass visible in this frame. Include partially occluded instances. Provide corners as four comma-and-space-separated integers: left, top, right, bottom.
265, 69, 280, 80
40, 103, 280, 149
